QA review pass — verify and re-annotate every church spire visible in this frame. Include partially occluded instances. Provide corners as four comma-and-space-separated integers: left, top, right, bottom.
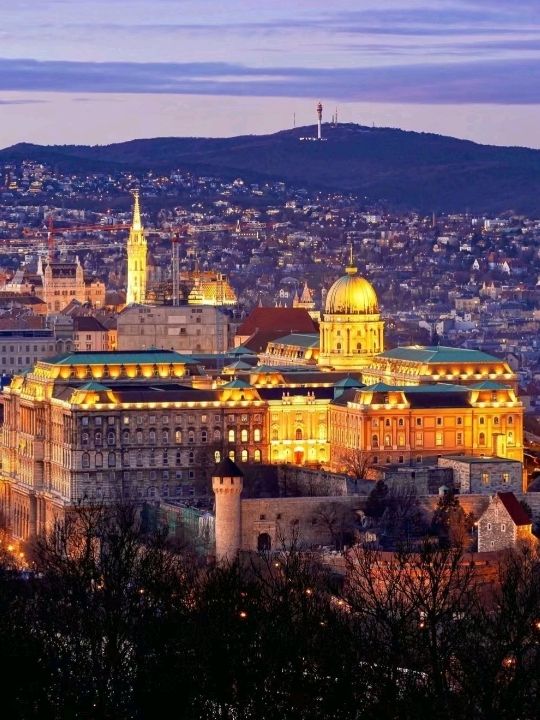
126, 190, 147, 305
132, 189, 142, 231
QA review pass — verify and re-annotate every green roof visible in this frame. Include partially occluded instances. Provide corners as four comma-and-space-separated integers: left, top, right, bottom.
378, 345, 501, 364
270, 333, 319, 349
224, 360, 254, 370
77, 381, 111, 392
334, 376, 363, 388
361, 382, 469, 394
469, 381, 510, 390
221, 379, 253, 389
228, 345, 257, 356
44, 350, 198, 366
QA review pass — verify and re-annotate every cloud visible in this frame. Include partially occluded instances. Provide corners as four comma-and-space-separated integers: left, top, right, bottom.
2, 56, 540, 104
0, 97, 46, 105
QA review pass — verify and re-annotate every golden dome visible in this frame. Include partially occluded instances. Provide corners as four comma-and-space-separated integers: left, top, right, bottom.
325, 265, 379, 315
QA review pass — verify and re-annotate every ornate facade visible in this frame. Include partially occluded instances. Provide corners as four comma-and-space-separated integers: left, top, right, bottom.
126, 191, 147, 305
318, 260, 384, 370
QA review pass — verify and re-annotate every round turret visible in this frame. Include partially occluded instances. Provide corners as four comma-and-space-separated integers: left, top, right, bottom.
212, 457, 244, 562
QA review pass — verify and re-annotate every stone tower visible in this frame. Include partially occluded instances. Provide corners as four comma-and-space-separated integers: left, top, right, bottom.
126, 190, 147, 305
212, 457, 244, 562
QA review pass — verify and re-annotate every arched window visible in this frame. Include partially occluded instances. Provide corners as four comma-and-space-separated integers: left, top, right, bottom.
136, 452, 143, 467
508, 431, 514, 445
121, 430, 129, 444
123, 452, 130, 467
95, 452, 103, 468
356, 343, 362, 351
107, 431, 115, 446
228, 450, 235, 461
228, 429, 235, 443
82, 452, 90, 469
253, 428, 261, 442
81, 432, 89, 447
240, 428, 248, 443
162, 429, 169, 444
188, 430, 195, 444
149, 450, 155, 466
508, 416, 513, 425
188, 451, 195, 464
175, 428, 183, 444
271, 427, 279, 441
176, 450, 182, 466
136, 429, 143, 444
213, 428, 221, 442
384, 434, 391, 447
336, 343, 341, 352
214, 450, 221, 463
149, 429, 156, 445
479, 432, 486, 446
108, 452, 116, 468
254, 449, 261, 463
493, 417, 499, 426
94, 431, 102, 446
241, 449, 248, 462
372, 434, 379, 448
201, 429, 208, 443
295, 428, 303, 441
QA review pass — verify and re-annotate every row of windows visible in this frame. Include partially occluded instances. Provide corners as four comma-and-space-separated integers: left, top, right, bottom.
81, 427, 262, 446
81, 447, 263, 468
81, 413, 262, 426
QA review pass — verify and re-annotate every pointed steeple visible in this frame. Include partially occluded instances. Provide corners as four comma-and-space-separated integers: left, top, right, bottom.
132, 189, 142, 231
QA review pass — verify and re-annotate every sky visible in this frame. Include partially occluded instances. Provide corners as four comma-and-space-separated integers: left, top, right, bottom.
2, 0, 540, 147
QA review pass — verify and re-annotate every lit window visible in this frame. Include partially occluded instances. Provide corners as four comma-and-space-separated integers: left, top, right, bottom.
482, 472, 489, 486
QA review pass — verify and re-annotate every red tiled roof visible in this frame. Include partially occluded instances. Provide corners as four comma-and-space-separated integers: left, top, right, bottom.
236, 307, 318, 337
497, 492, 531, 526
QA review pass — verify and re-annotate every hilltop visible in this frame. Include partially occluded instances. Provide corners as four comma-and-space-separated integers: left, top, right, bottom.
2, 123, 540, 213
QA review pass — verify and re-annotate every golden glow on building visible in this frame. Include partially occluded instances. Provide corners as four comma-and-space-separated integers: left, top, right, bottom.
126, 191, 147, 305
319, 261, 384, 370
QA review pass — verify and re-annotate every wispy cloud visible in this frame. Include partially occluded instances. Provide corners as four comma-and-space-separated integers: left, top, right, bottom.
2, 57, 540, 104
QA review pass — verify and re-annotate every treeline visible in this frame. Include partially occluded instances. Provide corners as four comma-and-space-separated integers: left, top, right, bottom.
1, 504, 539, 719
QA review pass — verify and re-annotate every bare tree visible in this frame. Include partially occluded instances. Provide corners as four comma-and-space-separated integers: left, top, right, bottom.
340, 447, 373, 481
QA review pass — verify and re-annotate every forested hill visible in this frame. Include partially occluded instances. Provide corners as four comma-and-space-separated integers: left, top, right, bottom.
3, 123, 540, 213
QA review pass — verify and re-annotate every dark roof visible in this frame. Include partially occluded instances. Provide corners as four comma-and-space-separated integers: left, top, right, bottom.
497, 492, 531, 526
214, 457, 244, 478
237, 307, 318, 336
73, 316, 107, 332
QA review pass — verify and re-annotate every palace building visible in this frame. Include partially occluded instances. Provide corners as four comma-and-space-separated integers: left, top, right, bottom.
0, 249, 526, 542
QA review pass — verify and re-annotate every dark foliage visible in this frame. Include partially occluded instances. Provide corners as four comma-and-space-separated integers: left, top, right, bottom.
4, 124, 540, 212
1, 504, 540, 719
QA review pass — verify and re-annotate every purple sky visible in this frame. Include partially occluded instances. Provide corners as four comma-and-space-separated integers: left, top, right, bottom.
2, 0, 540, 147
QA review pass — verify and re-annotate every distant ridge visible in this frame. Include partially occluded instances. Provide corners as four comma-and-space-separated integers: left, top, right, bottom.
3, 123, 540, 213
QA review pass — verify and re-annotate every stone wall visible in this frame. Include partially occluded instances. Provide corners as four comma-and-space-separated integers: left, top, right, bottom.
438, 457, 522, 495
240, 495, 364, 552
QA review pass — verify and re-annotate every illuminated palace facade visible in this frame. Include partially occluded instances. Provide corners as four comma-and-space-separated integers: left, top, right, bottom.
0, 261, 524, 540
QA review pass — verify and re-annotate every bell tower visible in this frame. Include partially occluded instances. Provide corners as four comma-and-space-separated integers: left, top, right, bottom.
126, 190, 147, 305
